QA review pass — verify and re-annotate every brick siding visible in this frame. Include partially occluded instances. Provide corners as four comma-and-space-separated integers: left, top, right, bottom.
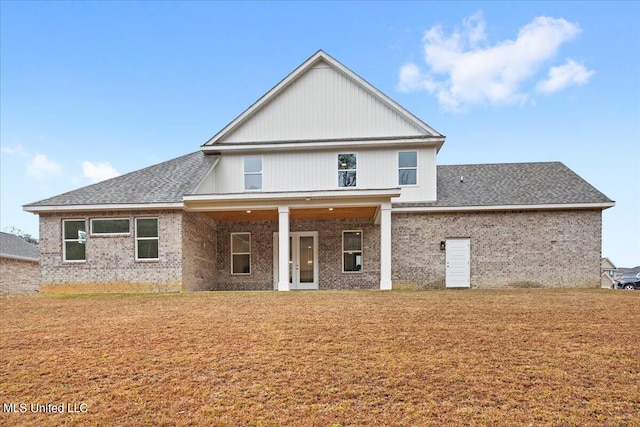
391, 209, 602, 289
39, 211, 184, 293
37, 208, 603, 293
0, 257, 40, 294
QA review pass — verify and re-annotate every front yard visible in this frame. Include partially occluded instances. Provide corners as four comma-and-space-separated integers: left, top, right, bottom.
1, 289, 638, 426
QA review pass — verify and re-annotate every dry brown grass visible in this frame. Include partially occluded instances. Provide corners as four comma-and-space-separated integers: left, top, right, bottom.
1, 289, 639, 426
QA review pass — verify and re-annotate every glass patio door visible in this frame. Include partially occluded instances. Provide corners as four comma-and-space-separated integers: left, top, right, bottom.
274, 231, 318, 290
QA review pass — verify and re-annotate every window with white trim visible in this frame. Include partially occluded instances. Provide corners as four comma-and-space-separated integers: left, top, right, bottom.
342, 230, 362, 272
63, 219, 87, 262
90, 218, 130, 236
135, 218, 159, 260
398, 151, 417, 186
244, 156, 262, 190
231, 233, 251, 274
338, 153, 357, 187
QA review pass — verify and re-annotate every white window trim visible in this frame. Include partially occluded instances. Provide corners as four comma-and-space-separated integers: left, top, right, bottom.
244, 156, 263, 191
342, 230, 363, 273
231, 232, 251, 275
90, 218, 131, 237
398, 150, 418, 187
135, 217, 159, 262
337, 153, 358, 189
62, 219, 86, 263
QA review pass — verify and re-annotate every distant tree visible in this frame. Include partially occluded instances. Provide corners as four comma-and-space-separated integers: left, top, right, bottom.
5, 227, 38, 245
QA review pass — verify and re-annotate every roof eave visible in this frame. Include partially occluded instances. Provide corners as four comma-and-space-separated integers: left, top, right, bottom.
392, 202, 616, 212
202, 136, 445, 154
23, 202, 184, 214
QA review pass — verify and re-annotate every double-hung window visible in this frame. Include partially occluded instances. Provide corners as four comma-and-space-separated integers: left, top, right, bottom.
338, 154, 357, 187
231, 233, 251, 275
63, 219, 86, 262
398, 151, 417, 186
244, 156, 262, 190
135, 218, 159, 260
342, 230, 363, 272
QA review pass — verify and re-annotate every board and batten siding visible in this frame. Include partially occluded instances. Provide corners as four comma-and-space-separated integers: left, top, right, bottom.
219, 62, 426, 143
199, 147, 436, 203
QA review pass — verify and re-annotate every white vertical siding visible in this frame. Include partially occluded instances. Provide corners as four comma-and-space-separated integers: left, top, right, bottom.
219, 62, 426, 143
201, 147, 436, 203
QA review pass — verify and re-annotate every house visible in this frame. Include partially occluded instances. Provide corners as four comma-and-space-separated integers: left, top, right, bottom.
0, 232, 40, 294
23, 50, 614, 293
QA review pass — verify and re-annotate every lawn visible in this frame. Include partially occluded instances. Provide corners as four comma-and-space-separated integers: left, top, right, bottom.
1, 289, 638, 426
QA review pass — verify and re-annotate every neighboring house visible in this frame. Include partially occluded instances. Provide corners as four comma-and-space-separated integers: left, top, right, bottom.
23, 50, 615, 293
0, 232, 40, 294
601, 257, 617, 288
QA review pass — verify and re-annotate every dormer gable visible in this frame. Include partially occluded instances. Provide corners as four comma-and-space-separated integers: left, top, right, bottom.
202, 50, 443, 150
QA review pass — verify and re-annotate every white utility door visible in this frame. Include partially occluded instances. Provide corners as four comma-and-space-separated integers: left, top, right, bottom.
273, 232, 319, 290
446, 238, 471, 288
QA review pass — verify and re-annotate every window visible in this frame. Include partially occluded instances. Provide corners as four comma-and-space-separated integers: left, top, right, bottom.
342, 230, 362, 273
136, 218, 159, 260
398, 151, 417, 186
90, 218, 130, 235
63, 219, 86, 262
244, 156, 262, 190
338, 153, 357, 187
231, 233, 251, 275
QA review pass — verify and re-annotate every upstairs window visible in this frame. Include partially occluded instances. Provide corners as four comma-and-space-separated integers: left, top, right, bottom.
136, 218, 159, 260
244, 156, 262, 190
398, 151, 417, 186
63, 219, 86, 262
338, 154, 357, 187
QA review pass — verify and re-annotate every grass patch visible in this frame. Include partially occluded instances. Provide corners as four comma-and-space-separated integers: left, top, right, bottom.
1, 289, 639, 426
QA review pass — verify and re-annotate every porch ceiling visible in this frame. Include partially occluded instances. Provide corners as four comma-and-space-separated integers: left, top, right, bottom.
204, 206, 378, 222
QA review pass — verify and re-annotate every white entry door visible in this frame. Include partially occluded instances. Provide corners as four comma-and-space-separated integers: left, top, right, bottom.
446, 238, 471, 288
273, 232, 319, 290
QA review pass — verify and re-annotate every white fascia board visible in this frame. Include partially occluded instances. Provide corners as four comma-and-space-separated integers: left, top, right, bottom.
23, 202, 184, 214
201, 137, 445, 154
184, 189, 401, 211
0, 254, 39, 262
392, 202, 616, 213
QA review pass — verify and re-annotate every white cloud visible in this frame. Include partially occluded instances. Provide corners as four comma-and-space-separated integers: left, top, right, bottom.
536, 58, 595, 94
1, 144, 29, 157
26, 154, 62, 179
82, 161, 120, 183
398, 13, 591, 112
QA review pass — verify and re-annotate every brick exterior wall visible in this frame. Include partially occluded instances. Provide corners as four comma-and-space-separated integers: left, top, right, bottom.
39, 211, 184, 293
182, 212, 217, 291
36, 208, 603, 293
212, 218, 380, 290
391, 209, 603, 289
0, 257, 40, 294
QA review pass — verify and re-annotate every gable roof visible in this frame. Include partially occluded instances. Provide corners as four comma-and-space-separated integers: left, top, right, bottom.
202, 50, 443, 150
0, 232, 39, 261
24, 152, 217, 211
394, 162, 614, 210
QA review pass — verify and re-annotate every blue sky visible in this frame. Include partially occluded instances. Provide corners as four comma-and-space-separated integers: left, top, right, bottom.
1, 1, 638, 267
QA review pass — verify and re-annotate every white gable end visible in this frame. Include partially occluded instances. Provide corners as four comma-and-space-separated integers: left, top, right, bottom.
212, 54, 436, 144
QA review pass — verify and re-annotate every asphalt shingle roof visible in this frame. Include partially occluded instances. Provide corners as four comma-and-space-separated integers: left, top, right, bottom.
0, 232, 39, 260
25, 156, 611, 210
25, 152, 217, 207
394, 162, 613, 208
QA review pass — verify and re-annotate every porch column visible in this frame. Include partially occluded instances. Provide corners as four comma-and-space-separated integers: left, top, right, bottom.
278, 206, 290, 291
380, 202, 392, 290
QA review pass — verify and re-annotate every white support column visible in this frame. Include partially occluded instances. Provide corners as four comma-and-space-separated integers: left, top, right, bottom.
278, 206, 290, 291
380, 202, 392, 290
